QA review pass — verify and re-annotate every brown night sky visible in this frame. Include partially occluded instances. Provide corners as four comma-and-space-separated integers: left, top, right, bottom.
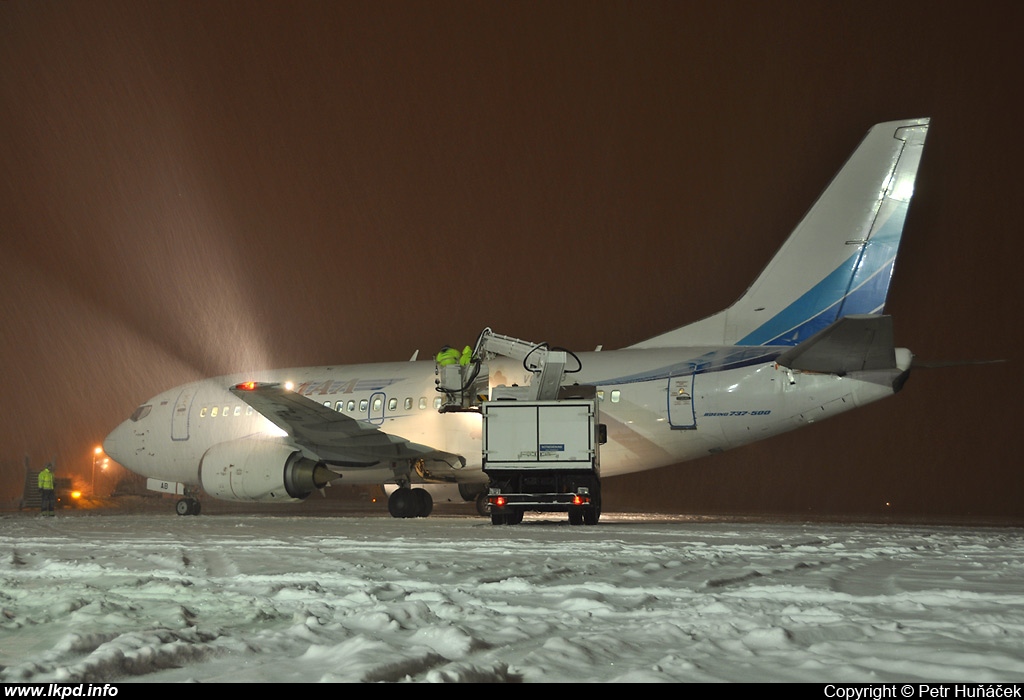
1, 1, 1021, 520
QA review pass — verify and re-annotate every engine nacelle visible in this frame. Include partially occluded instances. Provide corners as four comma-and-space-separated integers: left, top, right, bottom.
200, 437, 335, 503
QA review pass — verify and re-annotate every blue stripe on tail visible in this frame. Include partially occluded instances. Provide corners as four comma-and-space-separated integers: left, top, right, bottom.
738, 199, 908, 347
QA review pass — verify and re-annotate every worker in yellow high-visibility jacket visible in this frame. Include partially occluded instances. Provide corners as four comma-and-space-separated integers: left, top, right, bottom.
436, 345, 460, 367
37, 463, 56, 517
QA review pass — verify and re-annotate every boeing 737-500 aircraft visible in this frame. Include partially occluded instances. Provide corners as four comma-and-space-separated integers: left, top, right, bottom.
103, 118, 930, 523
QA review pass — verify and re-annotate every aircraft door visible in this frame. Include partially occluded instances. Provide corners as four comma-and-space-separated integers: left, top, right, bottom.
667, 374, 696, 430
172, 386, 197, 441
368, 392, 386, 425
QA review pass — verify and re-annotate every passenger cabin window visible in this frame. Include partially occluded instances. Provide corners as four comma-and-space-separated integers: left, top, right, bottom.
388, 398, 398, 411
234, 406, 241, 416
347, 400, 355, 412
610, 390, 621, 403
335, 402, 344, 411
433, 396, 443, 409
359, 399, 368, 412
223, 405, 229, 416
246, 406, 254, 416
200, 407, 208, 418
404, 397, 413, 410
211, 406, 219, 417
372, 397, 382, 411
419, 397, 428, 409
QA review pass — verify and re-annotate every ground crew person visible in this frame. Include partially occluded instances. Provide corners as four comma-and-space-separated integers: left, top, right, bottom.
436, 345, 460, 366
38, 463, 56, 517
459, 345, 473, 365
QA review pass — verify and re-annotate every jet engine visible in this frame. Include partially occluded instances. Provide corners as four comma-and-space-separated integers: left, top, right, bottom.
200, 437, 336, 502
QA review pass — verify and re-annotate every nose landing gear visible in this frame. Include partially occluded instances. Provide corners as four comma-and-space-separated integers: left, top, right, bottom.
175, 497, 201, 516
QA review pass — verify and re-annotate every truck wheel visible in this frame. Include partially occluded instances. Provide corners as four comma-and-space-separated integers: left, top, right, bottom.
583, 506, 600, 525
568, 508, 584, 525
491, 509, 523, 525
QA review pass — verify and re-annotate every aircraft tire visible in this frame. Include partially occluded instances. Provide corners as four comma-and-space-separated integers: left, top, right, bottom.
388, 488, 414, 518
389, 487, 434, 518
412, 488, 433, 518
176, 498, 200, 516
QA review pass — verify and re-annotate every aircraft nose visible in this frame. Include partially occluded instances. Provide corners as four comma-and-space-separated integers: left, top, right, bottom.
103, 420, 132, 467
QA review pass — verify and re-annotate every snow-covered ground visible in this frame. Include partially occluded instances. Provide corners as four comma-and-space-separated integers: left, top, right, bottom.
2, 508, 1023, 683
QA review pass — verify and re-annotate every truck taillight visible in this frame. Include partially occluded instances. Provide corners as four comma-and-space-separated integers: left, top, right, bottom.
490, 496, 507, 507
571, 494, 590, 505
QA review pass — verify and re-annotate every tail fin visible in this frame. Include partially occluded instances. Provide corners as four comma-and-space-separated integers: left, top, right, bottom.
631, 118, 930, 349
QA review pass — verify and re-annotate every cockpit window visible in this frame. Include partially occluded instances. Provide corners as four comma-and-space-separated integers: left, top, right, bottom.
130, 405, 152, 422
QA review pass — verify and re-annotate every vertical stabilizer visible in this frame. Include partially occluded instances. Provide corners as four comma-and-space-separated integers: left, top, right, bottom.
631, 118, 929, 349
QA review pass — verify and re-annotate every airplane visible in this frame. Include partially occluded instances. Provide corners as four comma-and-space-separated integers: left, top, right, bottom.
103, 117, 931, 521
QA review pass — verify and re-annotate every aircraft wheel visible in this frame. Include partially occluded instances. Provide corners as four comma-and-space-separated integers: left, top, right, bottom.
175, 498, 191, 516
389, 487, 432, 518
412, 488, 433, 518
388, 488, 415, 518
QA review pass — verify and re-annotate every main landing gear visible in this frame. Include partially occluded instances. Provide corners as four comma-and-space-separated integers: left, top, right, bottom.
387, 486, 434, 518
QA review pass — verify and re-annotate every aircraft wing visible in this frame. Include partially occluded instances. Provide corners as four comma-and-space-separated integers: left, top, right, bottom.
229, 382, 461, 468
774, 315, 896, 374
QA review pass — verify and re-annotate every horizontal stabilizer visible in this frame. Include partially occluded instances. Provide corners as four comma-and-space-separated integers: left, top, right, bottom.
775, 315, 895, 374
